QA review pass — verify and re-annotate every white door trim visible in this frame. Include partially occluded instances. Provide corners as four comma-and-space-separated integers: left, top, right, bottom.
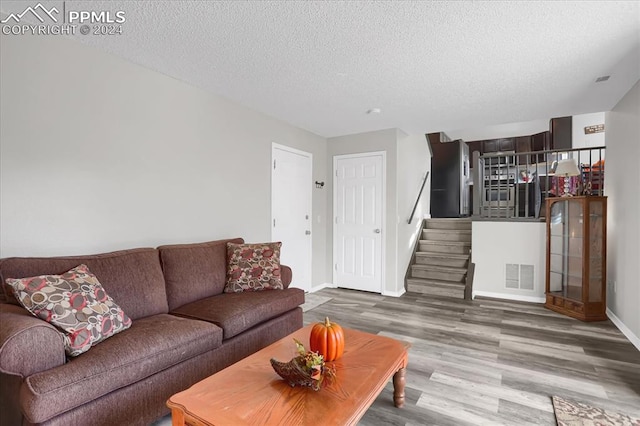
271, 143, 313, 292
332, 151, 386, 293
271, 143, 313, 164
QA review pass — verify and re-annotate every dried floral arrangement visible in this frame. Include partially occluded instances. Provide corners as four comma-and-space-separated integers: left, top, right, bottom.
270, 339, 336, 391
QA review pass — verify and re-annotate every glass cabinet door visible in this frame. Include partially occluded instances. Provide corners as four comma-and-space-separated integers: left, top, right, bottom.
548, 201, 566, 294
548, 199, 584, 302
566, 200, 584, 301
588, 200, 604, 302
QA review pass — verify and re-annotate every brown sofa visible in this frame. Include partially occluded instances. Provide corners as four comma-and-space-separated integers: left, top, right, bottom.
0, 238, 304, 426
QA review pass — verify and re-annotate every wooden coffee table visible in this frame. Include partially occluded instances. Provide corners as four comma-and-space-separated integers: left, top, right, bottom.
167, 325, 410, 425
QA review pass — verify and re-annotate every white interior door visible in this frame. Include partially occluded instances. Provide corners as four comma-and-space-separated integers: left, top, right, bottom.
333, 152, 384, 293
272, 144, 312, 292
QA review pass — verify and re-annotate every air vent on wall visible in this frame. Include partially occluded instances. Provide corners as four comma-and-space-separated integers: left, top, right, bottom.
505, 264, 534, 290
595, 76, 610, 83
506, 264, 519, 289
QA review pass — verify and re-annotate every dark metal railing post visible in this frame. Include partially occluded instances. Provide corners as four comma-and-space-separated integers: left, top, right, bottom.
407, 172, 430, 224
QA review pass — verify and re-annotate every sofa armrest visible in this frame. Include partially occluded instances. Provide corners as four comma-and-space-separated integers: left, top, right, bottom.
281, 265, 292, 289
0, 304, 66, 377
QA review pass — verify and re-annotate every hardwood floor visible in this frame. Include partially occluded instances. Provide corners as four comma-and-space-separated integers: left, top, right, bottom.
303, 288, 640, 426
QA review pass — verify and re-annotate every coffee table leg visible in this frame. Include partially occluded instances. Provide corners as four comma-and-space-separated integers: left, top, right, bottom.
170, 408, 186, 426
393, 367, 406, 408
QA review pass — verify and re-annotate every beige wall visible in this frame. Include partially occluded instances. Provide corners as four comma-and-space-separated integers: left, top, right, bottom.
396, 131, 431, 294
0, 34, 428, 297
605, 80, 640, 346
472, 221, 547, 302
0, 34, 329, 285
445, 118, 549, 142
572, 112, 606, 150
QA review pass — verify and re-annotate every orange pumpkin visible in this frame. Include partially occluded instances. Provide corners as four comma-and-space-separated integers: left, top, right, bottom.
310, 317, 345, 361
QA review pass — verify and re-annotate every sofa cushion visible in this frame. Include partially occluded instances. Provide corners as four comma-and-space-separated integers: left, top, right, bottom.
171, 287, 304, 339
158, 238, 244, 311
6, 264, 132, 357
0, 248, 168, 320
224, 242, 283, 293
20, 314, 222, 424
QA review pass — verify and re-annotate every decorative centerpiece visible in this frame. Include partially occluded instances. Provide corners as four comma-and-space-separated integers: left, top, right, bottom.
270, 339, 335, 391
310, 317, 345, 361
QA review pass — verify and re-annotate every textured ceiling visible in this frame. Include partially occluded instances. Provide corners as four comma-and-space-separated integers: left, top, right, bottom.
2, 1, 639, 138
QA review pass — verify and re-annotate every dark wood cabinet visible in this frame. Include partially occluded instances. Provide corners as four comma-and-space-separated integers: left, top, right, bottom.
545, 196, 607, 321
531, 131, 550, 163
463, 117, 567, 165
498, 138, 515, 152
531, 131, 549, 151
481, 138, 515, 153
515, 136, 531, 152
483, 139, 499, 153
515, 136, 532, 164
550, 116, 572, 150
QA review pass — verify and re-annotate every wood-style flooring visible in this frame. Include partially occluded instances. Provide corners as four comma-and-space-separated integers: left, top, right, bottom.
303, 288, 640, 426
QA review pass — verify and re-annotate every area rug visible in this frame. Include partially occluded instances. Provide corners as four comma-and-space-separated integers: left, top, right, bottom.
300, 293, 332, 312
552, 396, 640, 426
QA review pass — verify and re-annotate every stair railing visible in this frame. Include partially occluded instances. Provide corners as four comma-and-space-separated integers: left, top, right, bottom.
407, 172, 430, 224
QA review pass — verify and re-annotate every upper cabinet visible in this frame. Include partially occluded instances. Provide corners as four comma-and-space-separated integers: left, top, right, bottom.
515, 136, 532, 163
531, 131, 550, 163
550, 116, 572, 150
482, 139, 499, 153
448, 115, 574, 167
498, 138, 515, 152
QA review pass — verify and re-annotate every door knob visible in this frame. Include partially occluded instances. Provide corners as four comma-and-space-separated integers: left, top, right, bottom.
305, 230, 311, 235
374, 229, 381, 234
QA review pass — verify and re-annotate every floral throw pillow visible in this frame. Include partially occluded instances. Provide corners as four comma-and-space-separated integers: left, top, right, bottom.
225, 242, 283, 293
5, 264, 132, 357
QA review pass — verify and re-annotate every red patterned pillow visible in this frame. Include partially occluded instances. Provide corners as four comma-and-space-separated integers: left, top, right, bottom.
225, 242, 283, 293
5, 264, 132, 357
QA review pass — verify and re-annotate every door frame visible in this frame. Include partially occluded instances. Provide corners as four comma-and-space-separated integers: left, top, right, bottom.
332, 151, 386, 293
271, 142, 313, 292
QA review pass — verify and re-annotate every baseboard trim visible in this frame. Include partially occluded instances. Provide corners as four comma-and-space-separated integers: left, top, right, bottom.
382, 288, 406, 298
606, 308, 640, 351
309, 283, 337, 293
472, 291, 545, 304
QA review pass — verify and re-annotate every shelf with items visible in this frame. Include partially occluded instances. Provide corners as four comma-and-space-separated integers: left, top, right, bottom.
545, 196, 607, 321
580, 159, 605, 196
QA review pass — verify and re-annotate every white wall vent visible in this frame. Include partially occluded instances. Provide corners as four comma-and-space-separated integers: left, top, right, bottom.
506, 264, 519, 289
505, 264, 534, 290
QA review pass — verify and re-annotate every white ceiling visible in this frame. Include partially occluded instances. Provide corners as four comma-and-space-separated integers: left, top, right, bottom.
2, 1, 639, 138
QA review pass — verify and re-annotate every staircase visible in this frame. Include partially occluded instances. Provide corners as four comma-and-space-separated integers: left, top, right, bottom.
406, 218, 472, 299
